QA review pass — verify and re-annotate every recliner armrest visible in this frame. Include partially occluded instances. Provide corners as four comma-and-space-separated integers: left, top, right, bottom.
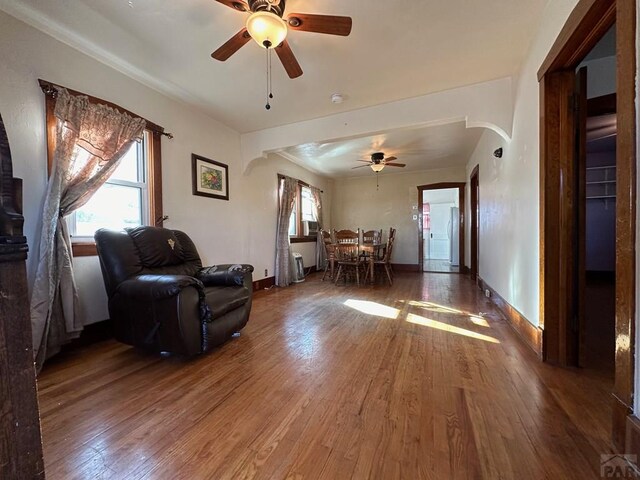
115, 274, 204, 300
197, 264, 254, 287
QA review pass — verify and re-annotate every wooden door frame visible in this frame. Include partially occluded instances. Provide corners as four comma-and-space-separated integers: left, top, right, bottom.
470, 165, 479, 283
417, 183, 466, 273
538, 0, 636, 452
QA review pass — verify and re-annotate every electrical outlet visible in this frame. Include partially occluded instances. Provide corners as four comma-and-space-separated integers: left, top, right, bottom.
264, 269, 268, 277
485, 289, 491, 298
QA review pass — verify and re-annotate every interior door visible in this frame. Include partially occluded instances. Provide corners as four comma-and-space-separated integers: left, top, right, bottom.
574, 67, 588, 367
428, 203, 452, 260
470, 167, 479, 281
423, 203, 430, 261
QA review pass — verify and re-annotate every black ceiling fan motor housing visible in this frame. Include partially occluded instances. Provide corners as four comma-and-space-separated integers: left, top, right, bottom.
371, 152, 385, 162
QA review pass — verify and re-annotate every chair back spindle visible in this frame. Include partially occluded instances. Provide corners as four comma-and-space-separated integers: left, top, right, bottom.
335, 229, 360, 261
362, 229, 382, 245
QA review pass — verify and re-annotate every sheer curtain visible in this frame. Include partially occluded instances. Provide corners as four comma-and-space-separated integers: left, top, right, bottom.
310, 186, 326, 270
275, 176, 298, 287
30, 88, 146, 370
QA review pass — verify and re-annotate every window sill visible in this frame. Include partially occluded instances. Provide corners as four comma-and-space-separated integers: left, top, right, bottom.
71, 242, 98, 257
290, 236, 317, 244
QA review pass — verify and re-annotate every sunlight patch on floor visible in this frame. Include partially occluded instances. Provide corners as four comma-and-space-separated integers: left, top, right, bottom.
469, 315, 490, 328
400, 300, 491, 328
406, 313, 500, 344
405, 300, 463, 314
344, 299, 400, 319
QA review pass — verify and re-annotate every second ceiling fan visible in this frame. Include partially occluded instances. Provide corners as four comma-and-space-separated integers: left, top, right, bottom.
211, 0, 353, 79
353, 152, 406, 173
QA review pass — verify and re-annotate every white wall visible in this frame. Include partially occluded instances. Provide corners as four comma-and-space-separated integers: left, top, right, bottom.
464, 0, 581, 327
332, 166, 466, 265
0, 11, 330, 324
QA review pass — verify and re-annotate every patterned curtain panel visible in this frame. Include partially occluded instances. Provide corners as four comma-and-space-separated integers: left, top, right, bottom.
310, 186, 326, 270
275, 175, 298, 287
30, 88, 146, 371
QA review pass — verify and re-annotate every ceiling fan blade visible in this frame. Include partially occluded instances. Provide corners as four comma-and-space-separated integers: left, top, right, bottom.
385, 162, 406, 167
275, 40, 303, 78
211, 28, 251, 61
356, 159, 372, 163
214, 0, 249, 12
286, 13, 353, 36
384, 156, 397, 162
352, 164, 370, 169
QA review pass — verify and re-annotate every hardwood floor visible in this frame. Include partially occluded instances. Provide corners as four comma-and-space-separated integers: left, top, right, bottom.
423, 259, 460, 273
38, 273, 613, 479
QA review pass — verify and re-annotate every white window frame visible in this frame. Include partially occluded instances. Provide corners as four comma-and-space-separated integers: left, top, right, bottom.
68, 132, 151, 242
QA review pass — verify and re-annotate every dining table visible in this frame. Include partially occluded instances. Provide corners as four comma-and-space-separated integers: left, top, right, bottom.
329, 241, 386, 284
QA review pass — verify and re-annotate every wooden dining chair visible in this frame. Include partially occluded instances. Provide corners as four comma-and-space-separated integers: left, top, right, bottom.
365, 230, 396, 285
320, 229, 335, 281
334, 229, 361, 285
362, 229, 382, 244
361, 229, 383, 261
387, 227, 396, 276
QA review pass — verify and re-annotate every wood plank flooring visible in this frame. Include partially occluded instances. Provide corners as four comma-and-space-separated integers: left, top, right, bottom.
37, 273, 614, 479
423, 259, 460, 273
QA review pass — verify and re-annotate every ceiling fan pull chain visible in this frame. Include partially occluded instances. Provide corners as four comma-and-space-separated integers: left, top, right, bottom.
376, 172, 379, 191
269, 47, 273, 100
265, 47, 271, 110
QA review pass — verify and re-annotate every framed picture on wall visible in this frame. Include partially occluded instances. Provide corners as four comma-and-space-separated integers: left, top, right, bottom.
191, 154, 229, 201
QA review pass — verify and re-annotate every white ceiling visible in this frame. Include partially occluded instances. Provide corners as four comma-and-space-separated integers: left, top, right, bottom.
1, 0, 548, 134
279, 121, 484, 177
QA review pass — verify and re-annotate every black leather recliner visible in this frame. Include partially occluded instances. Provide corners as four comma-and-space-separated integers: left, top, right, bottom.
94, 226, 253, 356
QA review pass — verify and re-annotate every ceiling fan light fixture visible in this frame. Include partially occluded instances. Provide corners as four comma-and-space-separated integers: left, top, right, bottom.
246, 11, 288, 48
370, 163, 385, 173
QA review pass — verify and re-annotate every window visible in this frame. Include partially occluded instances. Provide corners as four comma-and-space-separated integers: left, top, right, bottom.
278, 175, 318, 242
41, 80, 164, 256
288, 201, 298, 236
300, 185, 315, 223
68, 131, 152, 239
287, 184, 316, 237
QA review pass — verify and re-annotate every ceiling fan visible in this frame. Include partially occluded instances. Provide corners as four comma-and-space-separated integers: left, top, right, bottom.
211, 0, 353, 79
353, 152, 406, 173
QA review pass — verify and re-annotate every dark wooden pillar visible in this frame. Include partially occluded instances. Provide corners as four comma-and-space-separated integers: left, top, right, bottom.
614, 0, 638, 453
0, 113, 45, 478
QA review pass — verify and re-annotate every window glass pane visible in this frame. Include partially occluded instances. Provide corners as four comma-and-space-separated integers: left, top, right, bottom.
288, 207, 297, 236
110, 142, 139, 182
301, 186, 315, 221
73, 184, 142, 237
69, 147, 91, 176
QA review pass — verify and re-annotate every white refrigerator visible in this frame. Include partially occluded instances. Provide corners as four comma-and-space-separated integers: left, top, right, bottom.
449, 207, 460, 266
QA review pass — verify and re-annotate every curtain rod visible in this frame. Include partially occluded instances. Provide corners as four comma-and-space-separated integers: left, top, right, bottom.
277, 173, 323, 193
38, 79, 173, 139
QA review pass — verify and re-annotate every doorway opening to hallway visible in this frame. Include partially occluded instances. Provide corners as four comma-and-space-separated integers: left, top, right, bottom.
418, 183, 465, 274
